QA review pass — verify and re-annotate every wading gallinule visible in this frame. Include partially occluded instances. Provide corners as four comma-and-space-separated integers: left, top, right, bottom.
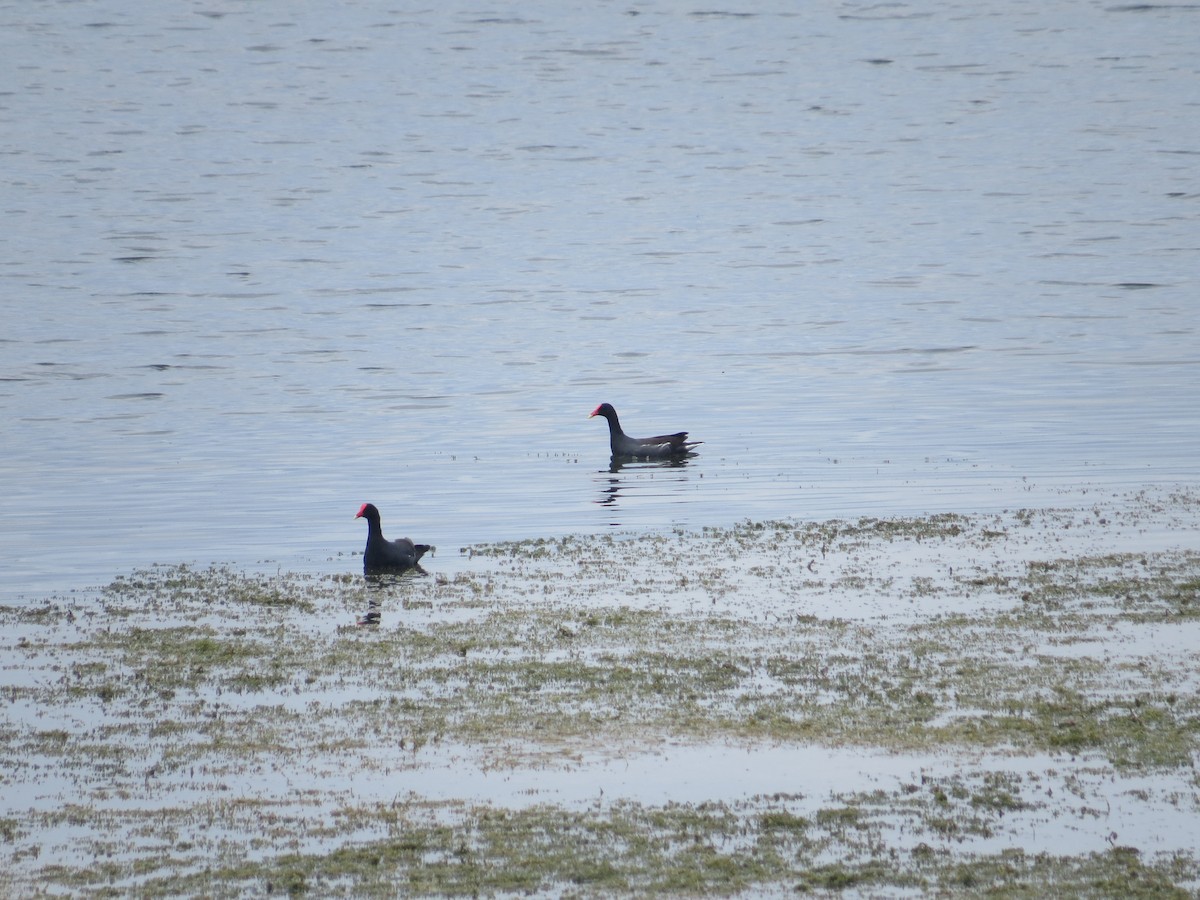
355, 503, 431, 572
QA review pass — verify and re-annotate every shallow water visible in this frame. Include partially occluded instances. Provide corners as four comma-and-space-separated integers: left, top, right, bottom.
5, 509, 1200, 892
2, 1, 1198, 601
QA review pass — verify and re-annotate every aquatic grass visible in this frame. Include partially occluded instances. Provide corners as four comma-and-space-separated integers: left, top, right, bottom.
4, 504, 1200, 895
1022, 552, 1200, 622
103, 564, 319, 614
41, 793, 1197, 899
18, 555, 1200, 767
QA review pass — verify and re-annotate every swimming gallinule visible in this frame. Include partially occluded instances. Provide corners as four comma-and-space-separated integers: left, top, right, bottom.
589, 403, 701, 458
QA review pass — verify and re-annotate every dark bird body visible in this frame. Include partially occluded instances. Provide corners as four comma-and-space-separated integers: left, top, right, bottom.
589, 403, 701, 458
355, 503, 430, 572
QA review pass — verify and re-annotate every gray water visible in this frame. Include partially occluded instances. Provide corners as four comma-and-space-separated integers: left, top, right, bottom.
2, 0, 1198, 601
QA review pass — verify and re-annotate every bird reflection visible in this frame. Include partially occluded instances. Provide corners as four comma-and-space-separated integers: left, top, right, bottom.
595, 454, 693, 509
607, 454, 693, 475
357, 564, 427, 626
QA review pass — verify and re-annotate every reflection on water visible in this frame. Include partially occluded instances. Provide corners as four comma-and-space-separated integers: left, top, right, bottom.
595, 455, 698, 521
606, 455, 696, 476
358, 568, 430, 627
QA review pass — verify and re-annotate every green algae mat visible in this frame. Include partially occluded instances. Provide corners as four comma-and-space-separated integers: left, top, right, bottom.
3, 490, 1200, 896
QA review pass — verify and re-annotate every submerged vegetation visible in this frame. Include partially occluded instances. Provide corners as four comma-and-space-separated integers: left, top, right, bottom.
2, 496, 1200, 895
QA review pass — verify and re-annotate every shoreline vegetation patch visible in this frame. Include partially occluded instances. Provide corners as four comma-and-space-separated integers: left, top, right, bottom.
3, 494, 1200, 896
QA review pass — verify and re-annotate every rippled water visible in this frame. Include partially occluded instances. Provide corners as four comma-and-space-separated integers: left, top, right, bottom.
2, 1, 1198, 600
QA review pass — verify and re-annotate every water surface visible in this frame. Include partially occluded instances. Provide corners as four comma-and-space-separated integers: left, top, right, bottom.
2, 0, 1197, 600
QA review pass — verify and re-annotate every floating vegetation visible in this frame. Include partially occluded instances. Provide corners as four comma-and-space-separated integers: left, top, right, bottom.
2, 495, 1200, 895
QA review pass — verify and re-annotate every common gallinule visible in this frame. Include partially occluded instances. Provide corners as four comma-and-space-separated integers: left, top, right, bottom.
355, 503, 431, 572
589, 403, 701, 458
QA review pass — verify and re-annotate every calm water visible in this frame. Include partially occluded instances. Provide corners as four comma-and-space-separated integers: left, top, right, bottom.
2, 0, 1198, 601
